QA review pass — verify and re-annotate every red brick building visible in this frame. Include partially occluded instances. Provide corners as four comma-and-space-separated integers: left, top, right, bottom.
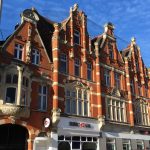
0, 4, 150, 150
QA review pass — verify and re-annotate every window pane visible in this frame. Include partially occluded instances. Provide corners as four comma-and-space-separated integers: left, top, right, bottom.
72, 100, 76, 114
21, 89, 26, 105
13, 75, 18, 84
43, 96, 47, 110
66, 99, 71, 113
6, 74, 11, 83
84, 102, 88, 116
60, 54, 67, 73
43, 86, 47, 94
78, 101, 82, 115
72, 142, 80, 149
6, 87, 16, 103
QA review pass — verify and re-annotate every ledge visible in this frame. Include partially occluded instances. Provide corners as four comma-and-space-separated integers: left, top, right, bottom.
0, 104, 30, 118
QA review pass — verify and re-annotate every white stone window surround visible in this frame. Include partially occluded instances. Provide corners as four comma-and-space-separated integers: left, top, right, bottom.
106, 97, 127, 123
65, 81, 90, 117
134, 99, 149, 126
14, 43, 23, 60
100, 63, 125, 75
31, 48, 40, 65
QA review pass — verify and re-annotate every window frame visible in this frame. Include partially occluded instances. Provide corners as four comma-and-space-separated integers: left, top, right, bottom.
60, 53, 67, 73
65, 88, 89, 117
31, 49, 40, 65
108, 43, 114, 59
87, 62, 92, 81
104, 69, 111, 87
122, 139, 131, 150
14, 43, 23, 60
106, 138, 116, 150
114, 72, 120, 89
38, 85, 47, 111
74, 30, 80, 45
74, 58, 80, 77
106, 98, 127, 122
5, 86, 17, 104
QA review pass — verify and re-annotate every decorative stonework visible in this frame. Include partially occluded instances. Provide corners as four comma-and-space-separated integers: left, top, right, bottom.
0, 104, 30, 118
52, 108, 61, 126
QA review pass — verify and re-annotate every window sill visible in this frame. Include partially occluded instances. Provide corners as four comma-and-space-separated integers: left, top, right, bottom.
31, 109, 47, 113
106, 119, 129, 125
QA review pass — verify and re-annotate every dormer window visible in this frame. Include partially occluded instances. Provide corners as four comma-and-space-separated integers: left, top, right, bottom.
135, 62, 139, 71
14, 43, 23, 60
108, 43, 114, 59
65, 81, 90, 116
31, 49, 40, 65
74, 30, 80, 45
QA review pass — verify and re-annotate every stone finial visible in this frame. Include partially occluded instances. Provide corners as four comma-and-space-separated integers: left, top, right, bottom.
31, 7, 36, 11
104, 22, 115, 36
73, 3, 79, 11
131, 37, 136, 45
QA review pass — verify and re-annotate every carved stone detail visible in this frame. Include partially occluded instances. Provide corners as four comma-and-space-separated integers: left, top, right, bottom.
0, 104, 30, 118
52, 108, 61, 126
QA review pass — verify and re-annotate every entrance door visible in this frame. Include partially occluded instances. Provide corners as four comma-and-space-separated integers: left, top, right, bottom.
82, 142, 97, 150
58, 142, 70, 150
0, 124, 29, 150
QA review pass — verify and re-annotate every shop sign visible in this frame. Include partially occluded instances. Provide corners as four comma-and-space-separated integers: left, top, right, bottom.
69, 121, 92, 128
44, 118, 50, 128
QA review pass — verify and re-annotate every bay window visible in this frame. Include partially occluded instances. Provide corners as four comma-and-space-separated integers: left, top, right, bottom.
106, 98, 126, 122
134, 100, 149, 126
65, 82, 89, 116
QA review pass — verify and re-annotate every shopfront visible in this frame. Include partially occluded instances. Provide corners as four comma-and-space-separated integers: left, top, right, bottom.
57, 117, 100, 150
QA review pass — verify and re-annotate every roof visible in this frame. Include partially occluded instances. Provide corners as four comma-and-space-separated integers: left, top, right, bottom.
22, 8, 55, 62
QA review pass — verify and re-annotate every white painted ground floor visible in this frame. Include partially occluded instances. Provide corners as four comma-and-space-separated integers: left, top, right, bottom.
33, 117, 150, 150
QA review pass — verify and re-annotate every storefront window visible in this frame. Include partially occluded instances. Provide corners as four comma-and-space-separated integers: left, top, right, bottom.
58, 135, 97, 150
106, 138, 116, 150
122, 139, 131, 150
137, 140, 144, 150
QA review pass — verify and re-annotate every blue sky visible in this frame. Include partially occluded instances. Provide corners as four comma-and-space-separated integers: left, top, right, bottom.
1, 0, 150, 67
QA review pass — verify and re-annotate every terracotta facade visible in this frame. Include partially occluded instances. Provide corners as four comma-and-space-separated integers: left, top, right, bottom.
0, 4, 150, 150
